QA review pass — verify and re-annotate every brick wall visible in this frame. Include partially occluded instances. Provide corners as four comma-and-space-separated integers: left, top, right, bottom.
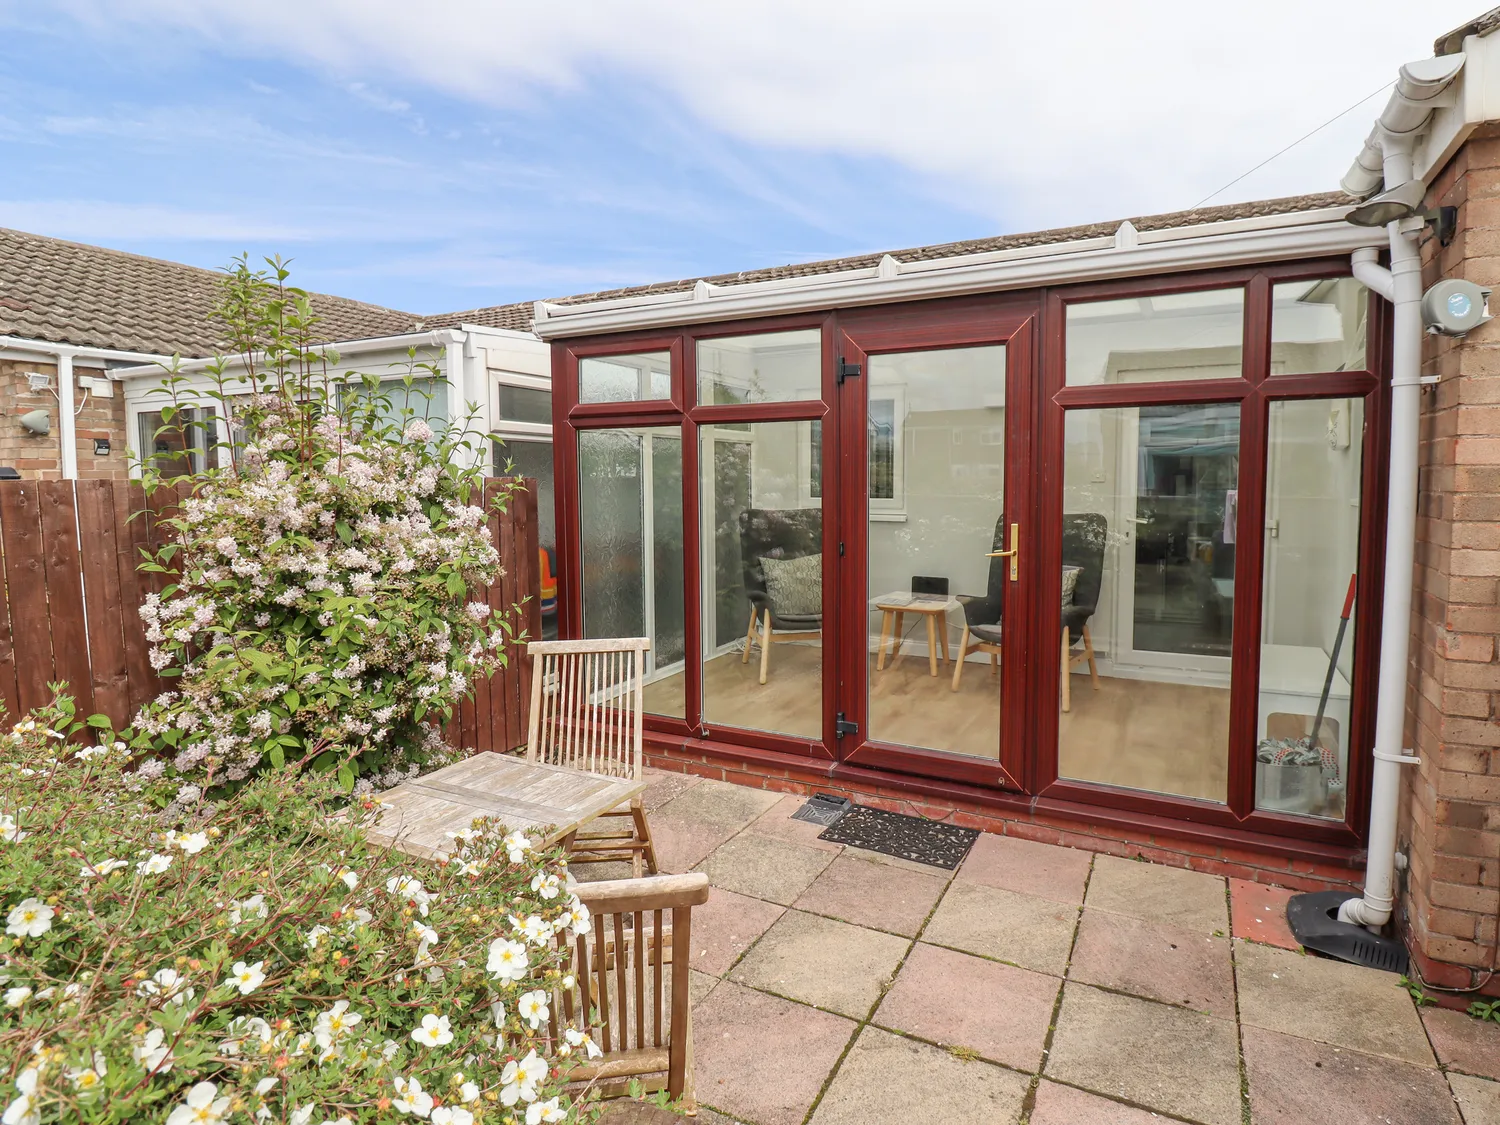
0, 361, 131, 480
1403, 122, 1500, 991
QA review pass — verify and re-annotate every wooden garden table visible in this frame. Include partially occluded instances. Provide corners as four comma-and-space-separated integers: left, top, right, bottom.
363, 751, 646, 860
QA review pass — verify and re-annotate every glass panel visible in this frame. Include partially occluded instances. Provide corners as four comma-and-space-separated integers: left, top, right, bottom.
1057, 404, 1240, 803
1271, 278, 1368, 375
344, 376, 449, 431
578, 428, 685, 718
494, 437, 558, 640
1065, 288, 1245, 386
865, 346, 1006, 758
697, 329, 822, 406
497, 383, 553, 424
138, 407, 216, 477
579, 351, 671, 404
699, 420, 822, 739
1256, 398, 1364, 819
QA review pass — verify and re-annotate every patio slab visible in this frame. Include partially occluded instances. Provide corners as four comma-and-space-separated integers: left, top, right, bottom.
686, 886, 785, 976
874, 940, 1059, 1072
1085, 853, 1229, 935
793, 851, 949, 937
744, 794, 845, 853
688, 969, 720, 1009
956, 832, 1093, 905
1046, 983, 1243, 1125
1029, 1080, 1181, 1125
692, 980, 855, 1125
648, 781, 781, 872
1449, 1073, 1500, 1125
641, 767, 703, 812
695, 832, 838, 905
922, 880, 1079, 975
1229, 878, 1299, 950
1069, 908, 1236, 1017
1421, 1004, 1500, 1080
806, 1026, 1029, 1125
1241, 1024, 1460, 1125
1234, 941, 1434, 1067
728, 909, 909, 1019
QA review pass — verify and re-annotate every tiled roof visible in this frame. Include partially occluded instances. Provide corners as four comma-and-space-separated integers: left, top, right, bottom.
0, 227, 422, 357
430, 191, 1350, 333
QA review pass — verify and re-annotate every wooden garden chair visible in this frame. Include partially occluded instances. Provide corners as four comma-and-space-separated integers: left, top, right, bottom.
559, 872, 709, 1111
526, 638, 659, 877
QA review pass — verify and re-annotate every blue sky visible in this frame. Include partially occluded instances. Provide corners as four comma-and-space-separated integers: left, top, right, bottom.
0, 2, 1483, 316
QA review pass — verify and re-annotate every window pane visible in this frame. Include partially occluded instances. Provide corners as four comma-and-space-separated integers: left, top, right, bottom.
495, 438, 558, 640
578, 429, 685, 717
497, 383, 553, 425
1271, 278, 1368, 375
345, 377, 449, 428
1065, 288, 1245, 386
579, 352, 671, 404
865, 346, 1006, 758
1256, 398, 1363, 819
1057, 404, 1239, 803
139, 407, 216, 478
698, 421, 822, 740
697, 329, 822, 406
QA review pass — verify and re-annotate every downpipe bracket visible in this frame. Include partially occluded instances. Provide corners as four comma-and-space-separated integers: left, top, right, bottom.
1373, 748, 1422, 765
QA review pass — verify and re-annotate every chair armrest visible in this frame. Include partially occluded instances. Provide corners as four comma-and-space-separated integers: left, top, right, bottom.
574, 872, 710, 913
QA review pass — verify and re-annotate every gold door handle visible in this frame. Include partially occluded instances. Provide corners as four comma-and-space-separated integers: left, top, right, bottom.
985, 522, 1020, 582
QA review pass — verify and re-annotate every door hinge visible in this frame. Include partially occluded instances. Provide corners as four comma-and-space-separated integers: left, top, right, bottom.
837, 357, 862, 384
835, 713, 858, 737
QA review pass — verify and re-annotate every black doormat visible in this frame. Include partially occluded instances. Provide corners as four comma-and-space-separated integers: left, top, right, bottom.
818, 806, 978, 870
789, 793, 853, 827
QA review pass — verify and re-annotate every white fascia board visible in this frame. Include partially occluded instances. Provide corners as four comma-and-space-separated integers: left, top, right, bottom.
0, 335, 175, 367
459, 323, 544, 344
1415, 32, 1500, 185
110, 328, 465, 380
532, 213, 1382, 340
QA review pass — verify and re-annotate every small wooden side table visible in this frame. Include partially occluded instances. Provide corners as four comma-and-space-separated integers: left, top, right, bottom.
871, 593, 959, 677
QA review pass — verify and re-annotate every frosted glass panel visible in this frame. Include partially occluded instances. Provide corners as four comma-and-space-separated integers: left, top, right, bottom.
1066, 289, 1245, 386
579, 352, 670, 404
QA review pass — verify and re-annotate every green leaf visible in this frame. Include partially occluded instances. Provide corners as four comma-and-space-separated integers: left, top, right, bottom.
269, 745, 285, 769
335, 521, 354, 545
337, 765, 355, 792
284, 690, 300, 712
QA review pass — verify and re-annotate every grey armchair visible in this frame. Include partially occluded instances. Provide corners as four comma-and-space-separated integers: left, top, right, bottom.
737, 508, 822, 684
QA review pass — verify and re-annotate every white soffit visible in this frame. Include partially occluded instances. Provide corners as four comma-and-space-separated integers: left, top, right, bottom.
532, 207, 1383, 340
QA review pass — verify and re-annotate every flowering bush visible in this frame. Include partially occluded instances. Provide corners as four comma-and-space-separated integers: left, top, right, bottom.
135, 258, 522, 793
1, 695, 603, 1123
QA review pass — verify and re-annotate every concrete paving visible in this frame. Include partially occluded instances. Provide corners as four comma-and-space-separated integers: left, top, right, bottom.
610, 770, 1500, 1124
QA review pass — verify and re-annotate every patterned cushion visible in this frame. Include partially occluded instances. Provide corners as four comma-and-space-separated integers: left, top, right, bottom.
1061, 565, 1082, 610
760, 553, 822, 619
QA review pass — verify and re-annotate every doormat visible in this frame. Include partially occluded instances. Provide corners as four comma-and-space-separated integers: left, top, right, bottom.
790, 793, 853, 827
818, 806, 978, 870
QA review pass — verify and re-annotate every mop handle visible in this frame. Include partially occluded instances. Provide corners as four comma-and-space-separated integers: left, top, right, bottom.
1309, 574, 1357, 750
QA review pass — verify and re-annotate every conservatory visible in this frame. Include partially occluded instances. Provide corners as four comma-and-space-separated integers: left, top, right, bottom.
532, 195, 1393, 859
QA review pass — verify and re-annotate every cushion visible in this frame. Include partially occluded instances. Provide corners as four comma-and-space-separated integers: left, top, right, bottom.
971, 622, 1003, 644
1061, 565, 1082, 610
760, 553, 822, 619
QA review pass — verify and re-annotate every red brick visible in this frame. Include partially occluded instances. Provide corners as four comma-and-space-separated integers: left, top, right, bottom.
1426, 906, 1479, 940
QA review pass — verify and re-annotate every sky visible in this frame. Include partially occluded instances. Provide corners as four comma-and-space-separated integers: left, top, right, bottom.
0, 1, 1486, 316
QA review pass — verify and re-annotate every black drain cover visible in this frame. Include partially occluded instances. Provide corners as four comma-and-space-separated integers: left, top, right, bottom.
790, 793, 853, 827
1287, 890, 1409, 975
818, 805, 978, 870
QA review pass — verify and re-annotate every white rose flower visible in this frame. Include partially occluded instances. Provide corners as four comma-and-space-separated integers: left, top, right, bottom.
136, 853, 173, 876
225, 960, 266, 996
517, 989, 550, 1030
0, 814, 26, 843
410, 1013, 454, 1048
526, 1099, 566, 1125
392, 1075, 434, 1117
486, 938, 528, 983
132, 1028, 173, 1074
166, 1081, 229, 1125
499, 1050, 545, 1106
3, 987, 31, 1008
2, 1067, 39, 1125
173, 832, 210, 854
5, 899, 52, 939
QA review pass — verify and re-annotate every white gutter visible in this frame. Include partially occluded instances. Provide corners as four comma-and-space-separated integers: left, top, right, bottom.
532, 208, 1383, 339
0, 336, 176, 480
109, 328, 466, 380
1337, 54, 1469, 933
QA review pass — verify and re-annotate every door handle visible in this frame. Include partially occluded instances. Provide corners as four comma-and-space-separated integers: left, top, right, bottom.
986, 522, 1020, 582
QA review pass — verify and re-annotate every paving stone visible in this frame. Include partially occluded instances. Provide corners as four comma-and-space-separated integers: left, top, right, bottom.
1085, 853, 1228, 935
1030, 1080, 1177, 1125
1422, 1004, 1500, 1080
641, 767, 703, 812
570, 859, 635, 883
729, 909, 909, 1019
1069, 908, 1235, 1017
793, 851, 949, 936
922, 880, 1079, 975
1242, 1025, 1460, 1125
807, 1026, 1029, 1125
874, 941, 1059, 1072
597, 1102, 681, 1125
1235, 942, 1435, 1067
693, 981, 855, 1125
695, 832, 837, 905
1449, 1073, 1500, 1125
745, 794, 845, 852
1229, 878, 1299, 950
648, 781, 781, 872
689, 969, 720, 1009
685, 887, 785, 976
1046, 983, 1242, 1125
957, 832, 1093, 905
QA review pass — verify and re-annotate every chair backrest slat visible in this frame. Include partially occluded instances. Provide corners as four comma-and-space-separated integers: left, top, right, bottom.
526, 638, 650, 781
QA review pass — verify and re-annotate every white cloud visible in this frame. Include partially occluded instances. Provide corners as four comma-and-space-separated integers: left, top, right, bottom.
0, 200, 320, 241
51, 0, 1483, 230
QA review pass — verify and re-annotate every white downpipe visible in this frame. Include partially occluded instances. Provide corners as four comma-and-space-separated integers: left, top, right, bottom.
56, 351, 77, 480
1339, 138, 1426, 932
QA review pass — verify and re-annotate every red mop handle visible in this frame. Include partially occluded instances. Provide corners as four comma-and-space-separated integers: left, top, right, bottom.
1340, 573, 1357, 620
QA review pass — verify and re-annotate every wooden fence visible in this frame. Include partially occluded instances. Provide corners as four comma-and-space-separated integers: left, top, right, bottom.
0, 477, 541, 754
